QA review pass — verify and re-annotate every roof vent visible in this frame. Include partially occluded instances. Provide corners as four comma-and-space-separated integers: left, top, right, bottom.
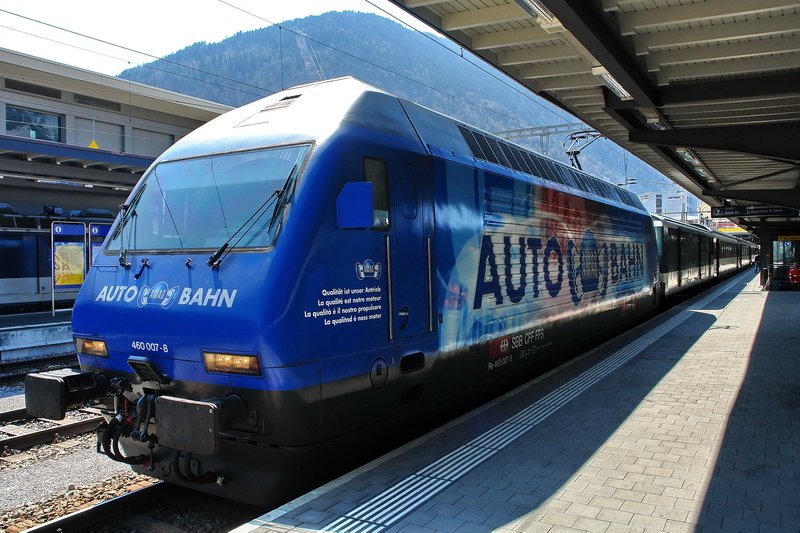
263, 94, 300, 111
237, 95, 302, 128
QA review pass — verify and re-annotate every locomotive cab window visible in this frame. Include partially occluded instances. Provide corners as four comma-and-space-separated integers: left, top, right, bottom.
364, 158, 390, 229
106, 144, 311, 252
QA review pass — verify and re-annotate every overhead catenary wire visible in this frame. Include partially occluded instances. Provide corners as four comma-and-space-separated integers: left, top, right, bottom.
4, 3, 534, 132
216, 0, 670, 192
0, 8, 276, 99
357, 1, 676, 189
361, 0, 574, 125
2, 69, 258, 114
214, 0, 540, 131
1, 2, 673, 192
355, 0, 675, 189
0, 3, 583, 138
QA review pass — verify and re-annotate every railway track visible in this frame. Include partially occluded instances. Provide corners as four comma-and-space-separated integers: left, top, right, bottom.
0, 407, 103, 452
22, 481, 166, 532
22, 480, 263, 532
0, 354, 78, 384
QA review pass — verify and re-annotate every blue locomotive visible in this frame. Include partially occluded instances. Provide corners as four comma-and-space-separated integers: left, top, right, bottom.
25, 78, 749, 504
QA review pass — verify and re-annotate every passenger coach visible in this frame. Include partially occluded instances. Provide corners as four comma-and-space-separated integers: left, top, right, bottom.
652, 214, 754, 299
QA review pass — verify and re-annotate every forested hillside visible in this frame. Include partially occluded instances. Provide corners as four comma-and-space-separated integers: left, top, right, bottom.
120, 10, 668, 191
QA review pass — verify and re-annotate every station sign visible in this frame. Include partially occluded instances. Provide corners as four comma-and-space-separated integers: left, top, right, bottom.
88, 223, 112, 266
710, 205, 799, 218
51, 221, 86, 289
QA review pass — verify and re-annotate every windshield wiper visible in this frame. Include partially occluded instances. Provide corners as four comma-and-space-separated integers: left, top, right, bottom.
208, 164, 298, 269
207, 188, 281, 269
114, 184, 147, 269
118, 203, 131, 269
265, 164, 300, 236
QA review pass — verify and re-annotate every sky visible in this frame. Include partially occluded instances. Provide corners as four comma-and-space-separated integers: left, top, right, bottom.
0, 0, 675, 192
0, 0, 429, 75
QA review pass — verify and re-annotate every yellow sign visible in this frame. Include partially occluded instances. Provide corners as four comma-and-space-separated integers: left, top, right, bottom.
89, 139, 99, 149
717, 227, 746, 233
54, 242, 85, 287
777, 235, 800, 241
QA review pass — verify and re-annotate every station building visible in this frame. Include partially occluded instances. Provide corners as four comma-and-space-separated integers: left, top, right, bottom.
638, 190, 700, 224
0, 49, 232, 310
0, 48, 230, 216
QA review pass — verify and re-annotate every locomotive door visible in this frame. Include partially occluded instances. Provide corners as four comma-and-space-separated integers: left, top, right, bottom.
389, 163, 432, 339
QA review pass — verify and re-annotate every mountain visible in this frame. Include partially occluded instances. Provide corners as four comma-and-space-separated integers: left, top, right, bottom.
119, 11, 671, 193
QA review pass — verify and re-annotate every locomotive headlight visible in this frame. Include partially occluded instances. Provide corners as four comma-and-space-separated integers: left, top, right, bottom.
74, 337, 108, 357
203, 352, 261, 375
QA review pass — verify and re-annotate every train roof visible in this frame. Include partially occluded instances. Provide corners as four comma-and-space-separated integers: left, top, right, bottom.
158, 77, 646, 213
445, 124, 644, 211
157, 77, 417, 162
651, 213, 745, 244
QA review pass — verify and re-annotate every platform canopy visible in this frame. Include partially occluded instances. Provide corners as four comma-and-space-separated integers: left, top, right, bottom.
390, 0, 800, 237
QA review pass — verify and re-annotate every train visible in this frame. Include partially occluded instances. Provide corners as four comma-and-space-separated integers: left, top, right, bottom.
652, 214, 754, 300
26, 77, 755, 505
0, 204, 114, 312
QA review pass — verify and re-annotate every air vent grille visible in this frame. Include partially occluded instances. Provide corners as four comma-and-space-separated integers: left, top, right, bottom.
5, 78, 61, 99
74, 93, 121, 111
458, 125, 642, 209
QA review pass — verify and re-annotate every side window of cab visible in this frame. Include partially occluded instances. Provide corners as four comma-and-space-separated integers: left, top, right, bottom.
364, 158, 389, 229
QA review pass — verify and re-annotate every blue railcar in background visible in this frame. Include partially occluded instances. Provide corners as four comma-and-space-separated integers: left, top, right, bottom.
0, 206, 114, 311
26, 78, 713, 505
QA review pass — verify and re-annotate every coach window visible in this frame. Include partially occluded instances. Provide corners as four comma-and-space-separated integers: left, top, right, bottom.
5, 105, 64, 142
364, 158, 389, 229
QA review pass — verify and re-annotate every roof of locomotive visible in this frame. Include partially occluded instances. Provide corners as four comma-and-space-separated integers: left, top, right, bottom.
156, 77, 425, 163
155, 76, 647, 213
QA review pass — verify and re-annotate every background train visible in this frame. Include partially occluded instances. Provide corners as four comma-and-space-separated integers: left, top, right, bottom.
0, 203, 114, 312
653, 214, 755, 301
27, 78, 754, 506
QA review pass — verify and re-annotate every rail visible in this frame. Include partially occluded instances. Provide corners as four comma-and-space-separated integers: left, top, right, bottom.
0, 408, 103, 449
0, 354, 78, 384
23, 482, 167, 532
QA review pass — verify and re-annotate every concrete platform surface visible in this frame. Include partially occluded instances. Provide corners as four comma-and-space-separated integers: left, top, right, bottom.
236, 271, 798, 533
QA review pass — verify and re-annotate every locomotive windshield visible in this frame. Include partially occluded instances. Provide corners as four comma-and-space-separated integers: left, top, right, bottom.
106, 144, 310, 252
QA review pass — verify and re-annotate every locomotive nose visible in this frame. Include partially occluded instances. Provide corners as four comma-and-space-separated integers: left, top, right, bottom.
73, 252, 262, 365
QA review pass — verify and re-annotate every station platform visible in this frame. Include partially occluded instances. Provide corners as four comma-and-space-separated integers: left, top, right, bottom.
0, 309, 73, 362
236, 270, 798, 533
0, 309, 72, 329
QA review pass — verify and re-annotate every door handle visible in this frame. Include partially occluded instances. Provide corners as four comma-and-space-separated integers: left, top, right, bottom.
398, 306, 410, 329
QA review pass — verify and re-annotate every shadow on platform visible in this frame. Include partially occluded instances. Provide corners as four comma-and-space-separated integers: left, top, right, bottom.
269, 276, 757, 532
